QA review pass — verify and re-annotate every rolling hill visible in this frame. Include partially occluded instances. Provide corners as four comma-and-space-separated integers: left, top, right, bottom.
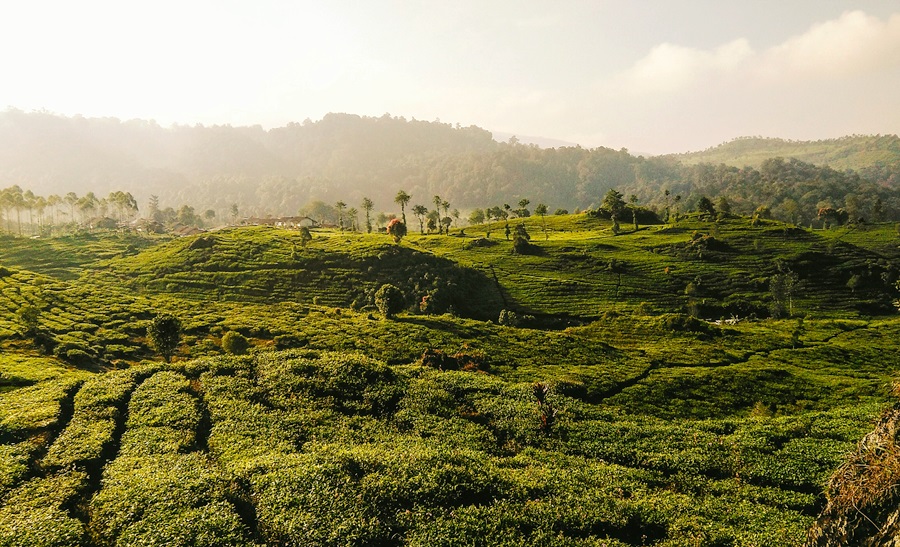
0, 212, 899, 545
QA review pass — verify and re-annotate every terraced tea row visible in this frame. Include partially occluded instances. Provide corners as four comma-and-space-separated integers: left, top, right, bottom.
0, 351, 887, 545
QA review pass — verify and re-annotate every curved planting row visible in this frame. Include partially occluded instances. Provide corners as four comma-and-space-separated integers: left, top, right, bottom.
0, 349, 881, 546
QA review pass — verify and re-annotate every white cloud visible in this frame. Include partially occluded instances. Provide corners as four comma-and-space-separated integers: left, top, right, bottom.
610, 39, 753, 95
607, 10, 900, 98
758, 10, 900, 81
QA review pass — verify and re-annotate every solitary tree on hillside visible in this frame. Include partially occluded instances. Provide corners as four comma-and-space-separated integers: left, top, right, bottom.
412, 204, 428, 234
628, 195, 639, 231
770, 269, 799, 318
335, 201, 347, 232
395, 190, 411, 225
299, 226, 313, 247
147, 313, 182, 362
362, 197, 374, 233
602, 189, 625, 221
534, 203, 548, 239
697, 196, 716, 218
664, 189, 671, 223
432, 195, 443, 234
387, 218, 407, 243
375, 284, 404, 319
716, 196, 732, 215
517, 198, 531, 218
16, 305, 40, 338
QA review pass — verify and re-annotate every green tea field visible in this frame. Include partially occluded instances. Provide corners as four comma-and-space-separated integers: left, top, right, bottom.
0, 213, 898, 546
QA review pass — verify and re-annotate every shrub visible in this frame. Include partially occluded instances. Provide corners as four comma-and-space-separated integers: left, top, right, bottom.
463, 238, 497, 249
221, 331, 250, 355
498, 309, 520, 327
147, 314, 182, 362
512, 235, 532, 255
387, 219, 407, 243
375, 284, 404, 319
659, 313, 715, 334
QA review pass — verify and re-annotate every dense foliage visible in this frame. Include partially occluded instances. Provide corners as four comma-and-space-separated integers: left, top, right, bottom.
0, 213, 898, 545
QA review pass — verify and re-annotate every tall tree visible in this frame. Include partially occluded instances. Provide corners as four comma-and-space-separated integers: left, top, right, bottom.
335, 201, 347, 232
46, 194, 61, 234
534, 203, 548, 239
148, 195, 160, 221
697, 196, 716, 217
517, 198, 530, 218
64, 192, 78, 225
628, 194, 639, 231
412, 204, 427, 234
664, 189, 671, 223
347, 207, 359, 231
23, 190, 35, 235
432, 196, 442, 234
394, 190, 411, 226
362, 197, 374, 233
601, 189, 625, 221
9, 186, 25, 235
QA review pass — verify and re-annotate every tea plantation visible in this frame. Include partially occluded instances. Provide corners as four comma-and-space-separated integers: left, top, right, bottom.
0, 214, 898, 546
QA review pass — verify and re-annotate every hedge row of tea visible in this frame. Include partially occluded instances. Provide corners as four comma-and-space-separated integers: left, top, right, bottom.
0, 351, 884, 545
418, 215, 899, 318
0, 216, 897, 545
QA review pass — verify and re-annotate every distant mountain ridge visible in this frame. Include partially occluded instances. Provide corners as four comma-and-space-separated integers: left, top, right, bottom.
1, 109, 899, 224
669, 135, 900, 170
490, 131, 579, 149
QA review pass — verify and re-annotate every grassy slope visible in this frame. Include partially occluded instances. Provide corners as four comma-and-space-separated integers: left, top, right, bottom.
0, 217, 898, 545
669, 135, 900, 170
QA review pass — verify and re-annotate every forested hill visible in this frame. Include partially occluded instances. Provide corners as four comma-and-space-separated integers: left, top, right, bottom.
1, 109, 900, 224
670, 135, 900, 171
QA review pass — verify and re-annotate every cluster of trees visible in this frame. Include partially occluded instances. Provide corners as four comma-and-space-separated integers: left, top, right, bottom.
0, 185, 139, 235
304, 191, 465, 237
0, 185, 228, 236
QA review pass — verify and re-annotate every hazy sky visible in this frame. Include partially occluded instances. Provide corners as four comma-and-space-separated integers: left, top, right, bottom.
3, 1, 899, 153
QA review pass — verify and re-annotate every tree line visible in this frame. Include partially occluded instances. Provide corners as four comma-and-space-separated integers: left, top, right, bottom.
2, 110, 899, 228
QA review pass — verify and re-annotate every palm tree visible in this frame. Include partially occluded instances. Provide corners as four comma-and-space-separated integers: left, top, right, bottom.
47, 194, 61, 234
432, 195, 442, 234
534, 203, 548, 239
629, 194, 639, 231
335, 201, 347, 232
394, 190, 411, 226
34, 196, 47, 236
65, 192, 78, 226
8, 186, 25, 235
23, 190, 36, 235
0, 188, 12, 233
347, 207, 359, 231
78, 192, 98, 225
362, 197, 374, 233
